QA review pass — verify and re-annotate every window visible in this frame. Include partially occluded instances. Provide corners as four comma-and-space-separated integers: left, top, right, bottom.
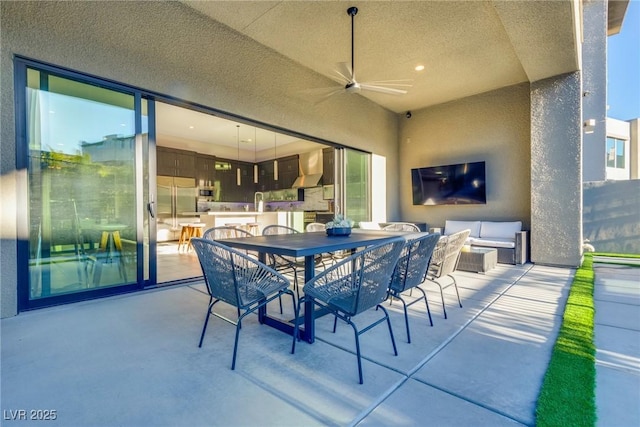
23, 66, 139, 302
606, 137, 626, 169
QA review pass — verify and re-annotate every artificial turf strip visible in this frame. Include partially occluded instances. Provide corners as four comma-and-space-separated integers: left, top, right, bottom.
535, 254, 596, 427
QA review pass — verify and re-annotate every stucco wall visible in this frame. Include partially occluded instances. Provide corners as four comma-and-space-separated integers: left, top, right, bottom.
398, 84, 531, 230
531, 72, 583, 267
0, 1, 399, 317
582, 0, 608, 182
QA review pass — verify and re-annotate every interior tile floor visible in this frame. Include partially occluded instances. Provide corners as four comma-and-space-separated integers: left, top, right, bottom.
157, 241, 203, 283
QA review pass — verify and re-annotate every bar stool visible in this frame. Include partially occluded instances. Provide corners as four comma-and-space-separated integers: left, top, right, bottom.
188, 223, 206, 251
177, 223, 193, 252
246, 222, 260, 236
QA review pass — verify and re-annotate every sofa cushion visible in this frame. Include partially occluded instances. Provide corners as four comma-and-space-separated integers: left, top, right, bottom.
444, 220, 481, 238
472, 238, 516, 249
479, 221, 522, 239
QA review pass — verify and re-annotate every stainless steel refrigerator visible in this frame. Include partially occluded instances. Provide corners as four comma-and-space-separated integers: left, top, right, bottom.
156, 176, 197, 242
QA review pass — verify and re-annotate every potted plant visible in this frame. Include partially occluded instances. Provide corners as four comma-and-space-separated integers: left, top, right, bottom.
325, 214, 354, 236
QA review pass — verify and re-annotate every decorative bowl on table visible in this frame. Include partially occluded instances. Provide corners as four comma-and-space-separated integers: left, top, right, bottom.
326, 227, 351, 237
325, 214, 354, 237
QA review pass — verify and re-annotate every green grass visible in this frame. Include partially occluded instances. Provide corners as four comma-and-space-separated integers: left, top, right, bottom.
535, 254, 596, 427
592, 252, 640, 258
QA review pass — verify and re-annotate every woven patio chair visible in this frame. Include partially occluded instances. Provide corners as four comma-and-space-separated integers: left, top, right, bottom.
422, 229, 470, 319
388, 232, 441, 343
291, 237, 405, 384
305, 222, 326, 232
204, 225, 289, 312
203, 226, 259, 257
262, 225, 305, 295
190, 238, 296, 370
383, 222, 421, 232
203, 225, 254, 241
305, 222, 342, 266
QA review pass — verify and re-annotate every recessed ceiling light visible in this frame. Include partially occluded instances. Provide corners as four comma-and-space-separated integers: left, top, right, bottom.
415, 65, 425, 71
189, 126, 194, 129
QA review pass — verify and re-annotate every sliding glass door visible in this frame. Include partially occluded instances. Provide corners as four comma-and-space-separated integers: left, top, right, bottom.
337, 148, 371, 224
17, 60, 151, 309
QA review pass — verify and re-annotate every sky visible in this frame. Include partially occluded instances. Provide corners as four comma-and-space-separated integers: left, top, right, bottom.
607, 0, 640, 121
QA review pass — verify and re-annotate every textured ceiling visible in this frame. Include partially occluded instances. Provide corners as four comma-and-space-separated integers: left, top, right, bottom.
182, 0, 580, 114
158, 1, 580, 159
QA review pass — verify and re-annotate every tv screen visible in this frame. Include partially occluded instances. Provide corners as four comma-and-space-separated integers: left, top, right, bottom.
411, 161, 486, 205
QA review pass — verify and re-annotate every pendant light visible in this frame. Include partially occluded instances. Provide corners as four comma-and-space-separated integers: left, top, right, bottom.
273, 132, 279, 181
253, 127, 259, 184
236, 125, 241, 186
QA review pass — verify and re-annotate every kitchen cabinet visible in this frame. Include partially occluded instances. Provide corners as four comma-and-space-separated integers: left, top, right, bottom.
277, 155, 299, 189
237, 161, 255, 202
157, 147, 195, 178
217, 158, 255, 202
258, 155, 298, 191
322, 147, 335, 185
258, 160, 274, 192
195, 154, 216, 187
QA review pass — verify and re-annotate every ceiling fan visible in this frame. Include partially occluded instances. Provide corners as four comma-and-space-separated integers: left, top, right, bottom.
306, 6, 412, 102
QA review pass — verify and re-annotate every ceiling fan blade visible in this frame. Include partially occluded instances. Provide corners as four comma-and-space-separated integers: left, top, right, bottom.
359, 84, 408, 95
333, 62, 353, 83
364, 79, 413, 88
317, 90, 344, 104
299, 86, 342, 96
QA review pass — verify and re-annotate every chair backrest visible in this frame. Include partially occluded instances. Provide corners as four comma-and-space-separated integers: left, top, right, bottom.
390, 233, 440, 293
427, 235, 449, 278
190, 237, 288, 307
358, 221, 382, 230
383, 223, 420, 232
428, 229, 470, 278
306, 222, 326, 232
190, 237, 244, 306
441, 229, 470, 274
203, 226, 253, 240
303, 237, 405, 316
262, 225, 299, 235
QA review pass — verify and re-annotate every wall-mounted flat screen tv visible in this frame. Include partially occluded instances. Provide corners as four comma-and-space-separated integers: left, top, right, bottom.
411, 161, 486, 205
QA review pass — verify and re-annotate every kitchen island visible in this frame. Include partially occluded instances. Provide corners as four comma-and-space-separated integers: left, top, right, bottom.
182, 211, 304, 234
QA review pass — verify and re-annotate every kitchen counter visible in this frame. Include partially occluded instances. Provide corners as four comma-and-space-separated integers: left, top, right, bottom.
183, 211, 272, 216
181, 211, 304, 233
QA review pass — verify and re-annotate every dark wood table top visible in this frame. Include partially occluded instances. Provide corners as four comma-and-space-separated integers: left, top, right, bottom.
219, 229, 411, 257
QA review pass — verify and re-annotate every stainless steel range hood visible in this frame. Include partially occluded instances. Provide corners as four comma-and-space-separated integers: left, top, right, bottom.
292, 150, 323, 188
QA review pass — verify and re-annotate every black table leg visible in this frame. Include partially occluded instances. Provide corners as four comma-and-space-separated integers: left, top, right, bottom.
304, 255, 316, 343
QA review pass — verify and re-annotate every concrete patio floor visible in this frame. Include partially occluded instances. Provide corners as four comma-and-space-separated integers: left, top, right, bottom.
0, 261, 633, 426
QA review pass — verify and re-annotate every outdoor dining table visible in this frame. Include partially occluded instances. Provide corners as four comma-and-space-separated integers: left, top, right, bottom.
218, 229, 409, 343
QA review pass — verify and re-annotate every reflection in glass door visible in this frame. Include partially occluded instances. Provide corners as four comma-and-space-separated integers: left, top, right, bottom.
22, 66, 143, 306
339, 148, 371, 224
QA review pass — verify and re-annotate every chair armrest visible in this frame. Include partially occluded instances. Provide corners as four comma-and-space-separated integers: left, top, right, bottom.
514, 231, 528, 264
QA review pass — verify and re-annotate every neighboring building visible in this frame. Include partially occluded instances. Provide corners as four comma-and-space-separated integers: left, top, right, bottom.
582, 118, 639, 254
82, 135, 136, 165
604, 117, 634, 181
0, 1, 630, 317
630, 118, 640, 179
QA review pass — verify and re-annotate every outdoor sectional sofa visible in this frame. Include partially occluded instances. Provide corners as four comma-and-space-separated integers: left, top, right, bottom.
442, 220, 528, 265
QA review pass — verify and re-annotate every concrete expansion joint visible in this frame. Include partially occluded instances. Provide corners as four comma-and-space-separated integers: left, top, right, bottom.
349, 264, 536, 427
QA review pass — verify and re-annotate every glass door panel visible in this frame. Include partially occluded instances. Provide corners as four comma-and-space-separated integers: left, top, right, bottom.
26, 68, 138, 299
341, 148, 371, 224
